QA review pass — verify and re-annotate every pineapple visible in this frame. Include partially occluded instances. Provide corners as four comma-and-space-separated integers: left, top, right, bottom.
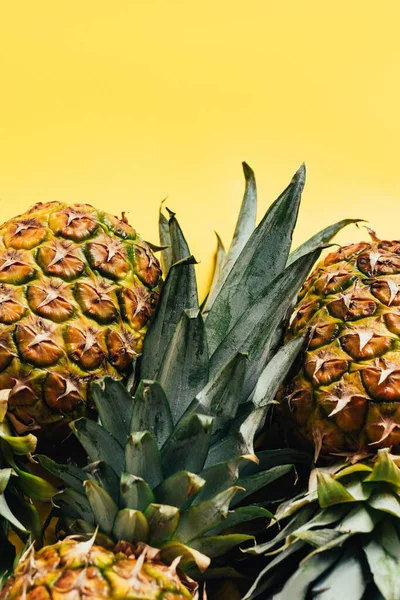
0, 537, 196, 599
0, 163, 357, 599
0, 202, 161, 441
282, 236, 400, 459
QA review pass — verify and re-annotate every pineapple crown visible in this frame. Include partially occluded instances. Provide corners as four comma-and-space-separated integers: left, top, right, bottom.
245, 448, 400, 600
38, 163, 359, 579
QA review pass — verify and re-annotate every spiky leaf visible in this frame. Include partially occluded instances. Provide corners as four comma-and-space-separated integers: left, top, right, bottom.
140, 257, 198, 380
91, 378, 133, 446
120, 473, 155, 511
131, 380, 173, 446
204, 162, 256, 315
206, 164, 305, 355
158, 309, 209, 424
155, 471, 205, 509
70, 418, 125, 476
84, 480, 118, 535
175, 486, 240, 543
125, 432, 163, 489
162, 414, 213, 477
113, 508, 149, 543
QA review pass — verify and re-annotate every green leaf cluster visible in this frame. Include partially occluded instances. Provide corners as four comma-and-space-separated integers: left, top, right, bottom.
246, 449, 400, 600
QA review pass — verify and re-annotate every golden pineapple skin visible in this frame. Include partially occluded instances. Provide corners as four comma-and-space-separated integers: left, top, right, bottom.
0, 202, 161, 440
0, 539, 194, 600
283, 239, 400, 458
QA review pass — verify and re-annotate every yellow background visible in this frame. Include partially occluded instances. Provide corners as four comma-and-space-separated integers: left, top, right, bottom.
0, 1, 399, 298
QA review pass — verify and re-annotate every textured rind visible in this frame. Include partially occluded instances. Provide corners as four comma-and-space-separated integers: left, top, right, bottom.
0, 202, 161, 440
0, 539, 193, 600
283, 239, 400, 457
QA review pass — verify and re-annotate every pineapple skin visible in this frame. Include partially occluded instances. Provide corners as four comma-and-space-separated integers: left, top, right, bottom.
0, 202, 161, 440
283, 239, 400, 457
0, 539, 194, 600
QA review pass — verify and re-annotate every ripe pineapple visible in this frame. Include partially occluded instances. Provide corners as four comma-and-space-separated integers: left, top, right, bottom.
283, 236, 400, 459
0, 202, 161, 440
0, 538, 196, 600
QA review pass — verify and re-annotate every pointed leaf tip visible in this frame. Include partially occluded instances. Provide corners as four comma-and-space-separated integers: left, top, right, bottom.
242, 162, 255, 180
293, 162, 306, 185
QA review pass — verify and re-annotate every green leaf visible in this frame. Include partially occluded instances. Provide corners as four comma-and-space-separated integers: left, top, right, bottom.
294, 529, 343, 548
205, 405, 267, 467
209, 250, 320, 392
233, 464, 294, 506
84, 480, 118, 535
14, 468, 57, 502
273, 550, 340, 600
70, 418, 125, 476
140, 256, 199, 380
169, 211, 193, 265
287, 219, 363, 266
91, 378, 134, 446
206, 164, 305, 355
158, 309, 209, 424
155, 471, 205, 509
311, 547, 366, 600
210, 506, 273, 535
241, 448, 311, 476
0, 469, 14, 494
36, 455, 86, 494
85, 461, 120, 503
113, 508, 149, 544
204, 162, 257, 316
55, 488, 95, 524
7, 492, 42, 544
0, 495, 27, 532
284, 505, 348, 547
159, 541, 210, 573
332, 462, 373, 480
0, 434, 36, 455
368, 490, 400, 519
162, 414, 213, 477
305, 532, 352, 559
195, 456, 253, 504
243, 540, 307, 599
246, 504, 317, 556
337, 504, 379, 534
159, 201, 172, 275
120, 473, 155, 512
202, 232, 227, 316
317, 470, 356, 508
145, 503, 180, 546
131, 381, 173, 448
125, 432, 162, 489
250, 335, 307, 408
183, 353, 247, 437
190, 534, 254, 558
364, 527, 400, 600
365, 448, 400, 486
175, 486, 240, 543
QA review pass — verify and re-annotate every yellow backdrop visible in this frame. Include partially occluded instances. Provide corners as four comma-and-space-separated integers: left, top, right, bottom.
0, 1, 399, 298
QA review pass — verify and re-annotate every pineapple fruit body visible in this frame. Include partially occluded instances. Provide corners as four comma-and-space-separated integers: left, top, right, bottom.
0, 538, 195, 600
0, 202, 161, 440
284, 238, 400, 457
